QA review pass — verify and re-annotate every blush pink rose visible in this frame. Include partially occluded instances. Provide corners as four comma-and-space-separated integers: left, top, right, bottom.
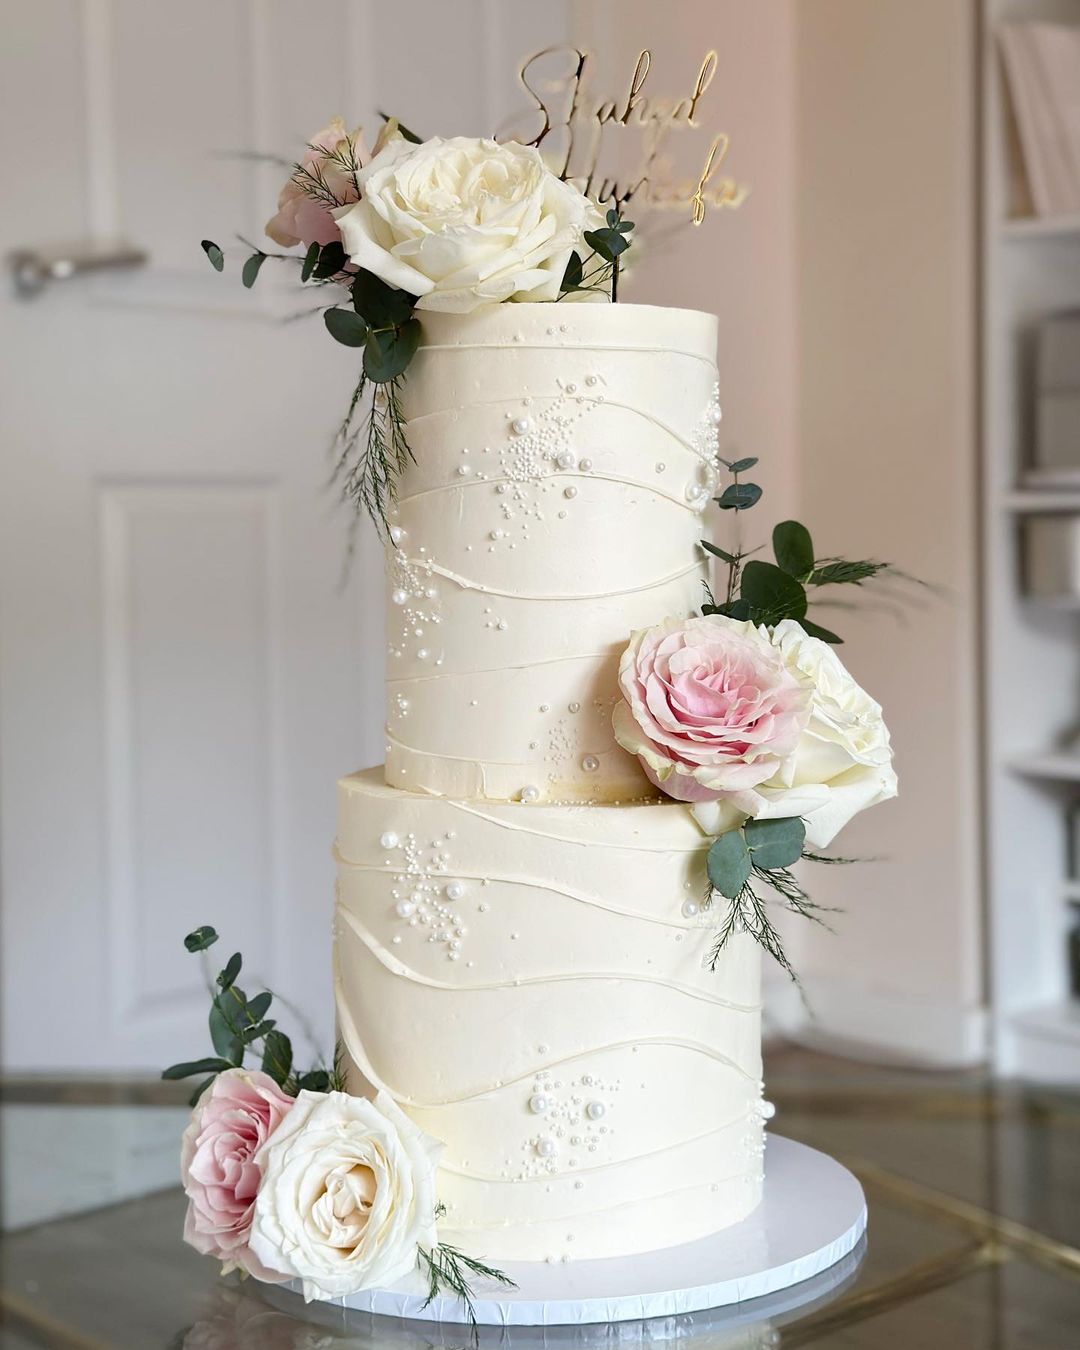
612, 614, 812, 803
265, 118, 368, 250
180, 1068, 294, 1279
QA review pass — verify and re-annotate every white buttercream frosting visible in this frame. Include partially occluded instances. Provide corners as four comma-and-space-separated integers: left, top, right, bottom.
334, 769, 764, 1263
384, 304, 721, 803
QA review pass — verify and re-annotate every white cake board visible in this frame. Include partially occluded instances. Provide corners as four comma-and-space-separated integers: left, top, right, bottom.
283, 1136, 866, 1328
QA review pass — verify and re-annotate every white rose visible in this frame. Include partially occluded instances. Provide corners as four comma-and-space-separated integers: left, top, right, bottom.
247, 1090, 442, 1302
335, 135, 602, 313
691, 621, 897, 848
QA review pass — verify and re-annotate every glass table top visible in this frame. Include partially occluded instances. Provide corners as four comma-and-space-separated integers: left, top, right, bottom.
2, 1047, 1078, 1349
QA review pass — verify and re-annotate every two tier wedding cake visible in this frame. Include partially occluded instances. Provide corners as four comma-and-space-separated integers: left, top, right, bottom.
334, 302, 766, 1264
170, 110, 894, 1326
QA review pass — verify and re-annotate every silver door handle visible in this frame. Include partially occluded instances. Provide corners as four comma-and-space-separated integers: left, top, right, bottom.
8, 240, 148, 299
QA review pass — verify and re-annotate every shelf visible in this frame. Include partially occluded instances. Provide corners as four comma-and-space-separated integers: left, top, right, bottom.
1007, 752, 1080, 782
1000, 214, 1080, 241
1001, 489, 1080, 513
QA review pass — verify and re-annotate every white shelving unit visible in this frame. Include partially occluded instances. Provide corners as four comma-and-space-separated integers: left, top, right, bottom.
982, 0, 1080, 1081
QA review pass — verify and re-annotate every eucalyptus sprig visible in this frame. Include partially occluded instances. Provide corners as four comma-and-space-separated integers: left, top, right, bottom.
703, 818, 845, 979
559, 207, 635, 302
162, 926, 345, 1104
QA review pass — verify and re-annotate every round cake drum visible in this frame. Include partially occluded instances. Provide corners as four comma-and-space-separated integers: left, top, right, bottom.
284, 1137, 866, 1328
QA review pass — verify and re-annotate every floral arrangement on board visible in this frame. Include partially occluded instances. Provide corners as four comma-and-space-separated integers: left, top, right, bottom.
614, 462, 901, 976
202, 117, 633, 531
165, 926, 512, 1331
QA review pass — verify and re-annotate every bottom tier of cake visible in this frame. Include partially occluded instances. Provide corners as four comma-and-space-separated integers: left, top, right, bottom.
333, 768, 766, 1264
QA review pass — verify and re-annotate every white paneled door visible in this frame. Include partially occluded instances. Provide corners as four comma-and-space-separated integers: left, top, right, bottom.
0, 0, 568, 1072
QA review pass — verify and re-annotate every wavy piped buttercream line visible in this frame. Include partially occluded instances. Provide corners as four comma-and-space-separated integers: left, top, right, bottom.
335, 905, 756, 1009
410, 557, 702, 603
436, 1112, 754, 1185
334, 978, 759, 1107
438, 1166, 755, 1237
385, 649, 614, 686
413, 340, 719, 368
394, 470, 702, 513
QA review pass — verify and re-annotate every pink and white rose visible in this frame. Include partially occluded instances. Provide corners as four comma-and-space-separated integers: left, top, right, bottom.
613, 614, 813, 803
248, 1089, 442, 1302
180, 1068, 294, 1279
265, 118, 368, 251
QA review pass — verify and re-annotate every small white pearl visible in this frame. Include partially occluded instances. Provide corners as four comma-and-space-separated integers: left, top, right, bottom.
511, 416, 532, 435
380, 831, 399, 850
391, 589, 408, 606
445, 881, 466, 902
585, 374, 598, 387
389, 526, 406, 545
711, 406, 722, 424
425, 586, 437, 599
392, 935, 402, 944
655, 462, 666, 473
556, 450, 576, 470
529, 1094, 549, 1114
682, 900, 700, 918
416, 648, 430, 660
539, 703, 550, 713
564, 486, 577, 499
496, 483, 508, 495
565, 382, 578, 394
398, 698, 410, 711
581, 755, 599, 772
536, 1136, 557, 1157
520, 785, 540, 803
579, 458, 593, 472
685, 482, 705, 502
457, 465, 470, 477
586, 1101, 605, 1120
489, 529, 504, 541
568, 701, 580, 713
497, 620, 508, 631
448, 950, 460, 961
395, 899, 415, 918
759, 1100, 777, 1120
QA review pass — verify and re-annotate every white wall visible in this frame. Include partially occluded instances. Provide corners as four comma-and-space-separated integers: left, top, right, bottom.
773, 0, 986, 1065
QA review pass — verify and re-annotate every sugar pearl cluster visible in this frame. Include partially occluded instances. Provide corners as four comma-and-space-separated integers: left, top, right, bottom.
386, 546, 442, 669
516, 1067, 617, 1181
379, 829, 472, 961
686, 381, 723, 509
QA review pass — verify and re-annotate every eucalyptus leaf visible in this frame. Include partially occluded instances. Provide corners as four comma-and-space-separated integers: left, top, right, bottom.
799, 617, 844, 644
296, 1069, 331, 1093
300, 241, 320, 283
715, 482, 762, 511
324, 307, 369, 347
707, 830, 751, 900
772, 521, 815, 580
724, 456, 759, 473
744, 816, 806, 870
161, 1057, 233, 1081
216, 951, 242, 991
313, 241, 348, 279
740, 560, 807, 622
247, 990, 272, 1022
200, 240, 224, 272
352, 268, 414, 327
184, 926, 218, 953
364, 318, 421, 383
584, 227, 630, 261
561, 251, 584, 291
209, 1003, 243, 1064
262, 1030, 293, 1085
702, 598, 752, 621
241, 1018, 276, 1045
241, 253, 266, 288
700, 540, 739, 565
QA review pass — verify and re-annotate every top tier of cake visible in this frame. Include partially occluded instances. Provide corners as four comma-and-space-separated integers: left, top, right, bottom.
384, 303, 720, 803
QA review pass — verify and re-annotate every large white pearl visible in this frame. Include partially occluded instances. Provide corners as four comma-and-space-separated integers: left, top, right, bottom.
520, 785, 540, 803
445, 881, 466, 902
682, 900, 700, 918
395, 899, 416, 918
391, 589, 408, 606
529, 1094, 550, 1114
759, 1099, 777, 1120
380, 831, 399, 850
581, 755, 599, 773
511, 416, 532, 435
389, 525, 406, 546
556, 450, 576, 470
536, 1136, 557, 1157
585, 1101, 605, 1120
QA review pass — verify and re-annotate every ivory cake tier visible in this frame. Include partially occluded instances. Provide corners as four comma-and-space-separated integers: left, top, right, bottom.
384, 303, 720, 803
334, 770, 766, 1263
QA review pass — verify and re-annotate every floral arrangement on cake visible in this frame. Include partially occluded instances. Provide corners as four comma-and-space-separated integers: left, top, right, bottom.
203, 118, 631, 531
165, 926, 512, 1330
614, 460, 900, 975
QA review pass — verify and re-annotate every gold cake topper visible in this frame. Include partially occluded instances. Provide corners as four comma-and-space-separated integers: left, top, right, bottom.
508, 46, 748, 224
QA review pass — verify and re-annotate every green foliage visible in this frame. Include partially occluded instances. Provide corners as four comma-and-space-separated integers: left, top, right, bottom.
200, 240, 224, 271
810, 559, 889, 586
300, 241, 320, 283
707, 831, 751, 899
419, 1240, 517, 1342
351, 268, 414, 328
324, 307, 369, 347
364, 318, 421, 383
184, 926, 218, 953
715, 482, 762, 511
162, 929, 337, 1099
744, 816, 805, 870
583, 208, 635, 263
700, 540, 739, 566
241, 253, 266, 288
724, 456, 758, 473
772, 521, 814, 581
559, 208, 635, 301
312, 241, 347, 279
740, 560, 808, 623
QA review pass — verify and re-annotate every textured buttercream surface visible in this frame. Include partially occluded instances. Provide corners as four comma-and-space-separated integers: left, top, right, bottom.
334, 769, 765, 1263
383, 303, 721, 803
